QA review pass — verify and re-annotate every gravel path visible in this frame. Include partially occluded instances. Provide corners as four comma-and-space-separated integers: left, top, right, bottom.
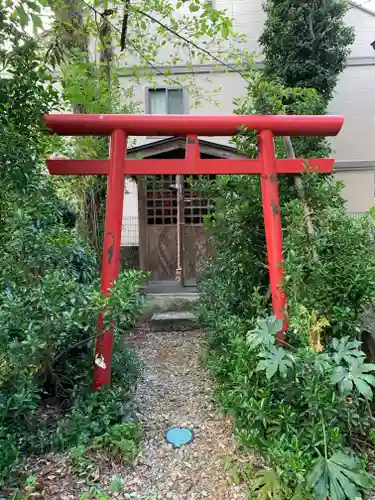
7, 326, 250, 499
123, 326, 248, 500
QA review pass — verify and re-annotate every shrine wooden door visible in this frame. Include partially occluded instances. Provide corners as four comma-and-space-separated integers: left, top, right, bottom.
182, 175, 213, 284
139, 174, 212, 284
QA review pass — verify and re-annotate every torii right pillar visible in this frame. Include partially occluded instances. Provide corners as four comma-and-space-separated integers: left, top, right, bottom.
258, 129, 287, 341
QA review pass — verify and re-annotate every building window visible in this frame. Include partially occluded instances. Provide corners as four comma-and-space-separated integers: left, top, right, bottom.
147, 88, 186, 115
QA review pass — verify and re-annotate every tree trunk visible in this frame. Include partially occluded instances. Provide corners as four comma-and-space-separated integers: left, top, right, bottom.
283, 136, 318, 261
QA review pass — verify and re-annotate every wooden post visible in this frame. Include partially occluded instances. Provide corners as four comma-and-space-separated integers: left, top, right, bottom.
94, 129, 127, 391
176, 173, 185, 285
258, 130, 287, 341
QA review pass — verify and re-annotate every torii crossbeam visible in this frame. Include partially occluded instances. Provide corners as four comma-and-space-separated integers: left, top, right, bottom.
43, 113, 344, 391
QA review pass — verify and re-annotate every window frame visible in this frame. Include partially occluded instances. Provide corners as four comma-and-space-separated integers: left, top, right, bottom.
145, 86, 189, 115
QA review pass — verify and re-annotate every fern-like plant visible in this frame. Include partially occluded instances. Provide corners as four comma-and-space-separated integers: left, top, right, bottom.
256, 346, 295, 379
251, 468, 284, 499
330, 337, 375, 399
307, 451, 373, 500
247, 316, 283, 349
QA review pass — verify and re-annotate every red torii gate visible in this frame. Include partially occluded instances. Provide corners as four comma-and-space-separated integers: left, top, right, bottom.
43, 113, 344, 391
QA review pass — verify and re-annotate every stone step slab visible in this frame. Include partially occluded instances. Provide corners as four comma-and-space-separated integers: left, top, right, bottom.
150, 311, 199, 332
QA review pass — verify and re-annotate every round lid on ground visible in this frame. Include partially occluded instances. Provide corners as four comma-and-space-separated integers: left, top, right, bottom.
165, 427, 193, 448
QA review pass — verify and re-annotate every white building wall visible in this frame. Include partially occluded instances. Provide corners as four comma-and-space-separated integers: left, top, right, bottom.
121, 71, 247, 148
220, 0, 265, 53
121, 178, 139, 246
343, 4, 375, 59
118, 1, 375, 243
335, 170, 375, 214
329, 65, 375, 162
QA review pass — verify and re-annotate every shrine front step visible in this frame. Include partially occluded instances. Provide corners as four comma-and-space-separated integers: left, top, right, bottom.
146, 292, 198, 313
150, 311, 199, 332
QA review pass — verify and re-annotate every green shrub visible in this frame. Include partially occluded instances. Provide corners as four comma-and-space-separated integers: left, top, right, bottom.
54, 386, 140, 450
92, 422, 142, 463
198, 79, 375, 341
0, 31, 144, 484
205, 315, 374, 497
198, 79, 375, 498
283, 174, 375, 344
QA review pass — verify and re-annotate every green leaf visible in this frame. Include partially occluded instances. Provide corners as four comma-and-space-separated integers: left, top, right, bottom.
109, 475, 124, 493
14, 5, 29, 27
360, 373, 375, 386
360, 363, 375, 372
353, 378, 372, 399
315, 468, 329, 500
327, 469, 345, 500
331, 338, 339, 350
256, 345, 293, 380
331, 453, 373, 488
339, 378, 353, 394
331, 366, 345, 385
255, 360, 268, 372
251, 469, 284, 499
247, 316, 282, 349
328, 463, 359, 500
26, 0, 41, 12
31, 13, 43, 30
331, 337, 365, 365
307, 452, 373, 499
307, 457, 325, 488
266, 363, 278, 379
314, 354, 331, 374
221, 24, 229, 38
330, 452, 358, 469
279, 360, 288, 377
189, 3, 200, 12
339, 467, 373, 489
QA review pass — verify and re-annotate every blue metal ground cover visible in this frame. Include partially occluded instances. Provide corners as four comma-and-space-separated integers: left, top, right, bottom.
165, 426, 194, 448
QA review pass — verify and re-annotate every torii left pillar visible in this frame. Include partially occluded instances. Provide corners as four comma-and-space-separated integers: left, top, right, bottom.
95, 129, 127, 390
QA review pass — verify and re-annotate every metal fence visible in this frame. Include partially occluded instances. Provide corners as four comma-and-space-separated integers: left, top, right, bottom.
120, 216, 140, 270
120, 246, 140, 270
121, 216, 139, 246
348, 212, 365, 218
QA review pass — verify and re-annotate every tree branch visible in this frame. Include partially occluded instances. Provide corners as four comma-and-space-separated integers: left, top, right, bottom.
129, 5, 249, 81
283, 136, 318, 262
120, 0, 131, 51
79, 0, 250, 84
79, 0, 184, 87
308, 1, 316, 44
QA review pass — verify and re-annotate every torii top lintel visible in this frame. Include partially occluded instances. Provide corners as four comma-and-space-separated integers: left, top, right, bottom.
43, 113, 344, 137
